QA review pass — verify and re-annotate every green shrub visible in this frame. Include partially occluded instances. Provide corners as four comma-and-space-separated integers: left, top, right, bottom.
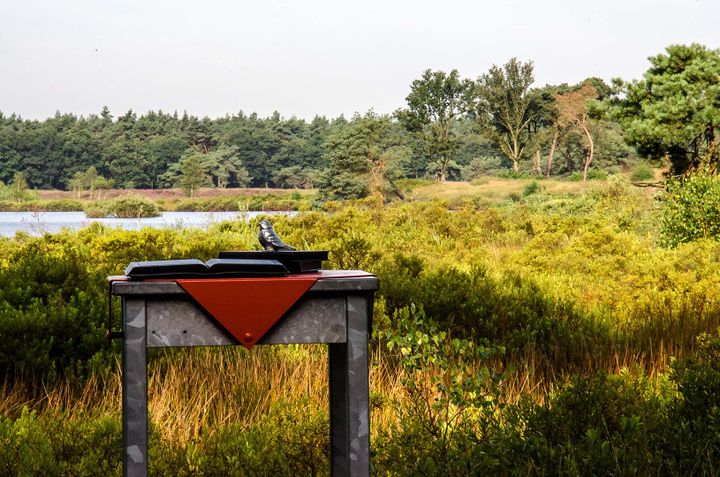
39, 199, 86, 212
84, 197, 160, 218
83, 205, 106, 218
330, 233, 381, 270
587, 169, 609, 180
108, 197, 161, 218
663, 332, 720, 473
471, 370, 666, 475
474, 335, 720, 476
375, 305, 503, 476
149, 401, 328, 476
630, 163, 655, 181
0, 199, 85, 212
170, 194, 304, 212
661, 168, 720, 247
671, 332, 720, 421
0, 237, 109, 381
0, 409, 121, 476
175, 196, 248, 212
376, 262, 608, 369
0, 173, 39, 203
567, 169, 608, 181
522, 180, 543, 197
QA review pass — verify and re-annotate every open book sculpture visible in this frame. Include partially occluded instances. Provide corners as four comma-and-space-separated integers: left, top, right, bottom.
124, 220, 328, 279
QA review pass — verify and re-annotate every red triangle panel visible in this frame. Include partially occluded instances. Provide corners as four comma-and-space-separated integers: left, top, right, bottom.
176, 277, 318, 349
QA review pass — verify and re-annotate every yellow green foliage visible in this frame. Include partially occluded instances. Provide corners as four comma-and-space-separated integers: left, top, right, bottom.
0, 183, 718, 380
0, 182, 719, 474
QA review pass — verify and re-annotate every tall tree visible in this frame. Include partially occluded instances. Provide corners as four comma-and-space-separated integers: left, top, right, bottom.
67, 166, 114, 199
9, 172, 34, 202
473, 58, 538, 173
59, 121, 104, 187
272, 166, 309, 189
175, 150, 211, 197
204, 144, 251, 188
523, 85, 562, 177
396, 70, 474, 181
605, 44, 720, 174
320, 113, 405, 201
146, 134, 188, 188
554, 82, 599, 181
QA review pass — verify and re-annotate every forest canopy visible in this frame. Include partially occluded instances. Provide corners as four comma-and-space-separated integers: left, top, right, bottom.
0, 44, 716, 198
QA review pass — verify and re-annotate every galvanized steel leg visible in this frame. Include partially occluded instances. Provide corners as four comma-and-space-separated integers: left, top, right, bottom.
329, 294, 371, 477
122, 298, 148, 477
329, 342, 349, 475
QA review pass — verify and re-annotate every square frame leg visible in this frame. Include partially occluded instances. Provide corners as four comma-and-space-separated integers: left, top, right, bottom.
329, 294, 371, 477
123, 299, 148, 477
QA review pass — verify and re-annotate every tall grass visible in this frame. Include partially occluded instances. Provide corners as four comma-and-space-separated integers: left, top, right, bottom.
0, 345, 407, 446
0, 180, 718, 473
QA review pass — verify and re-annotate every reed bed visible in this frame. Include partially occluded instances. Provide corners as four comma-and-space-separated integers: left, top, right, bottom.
0, 342, 676, 445
0, 345, 407, 445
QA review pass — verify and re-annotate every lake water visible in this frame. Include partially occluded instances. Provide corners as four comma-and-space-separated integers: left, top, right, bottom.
0, 211, 295, 237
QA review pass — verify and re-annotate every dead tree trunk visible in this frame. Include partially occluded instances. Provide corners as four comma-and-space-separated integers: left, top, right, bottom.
579, 115, 594, 182
546, 129, 558, 178
532, 149, 542, 175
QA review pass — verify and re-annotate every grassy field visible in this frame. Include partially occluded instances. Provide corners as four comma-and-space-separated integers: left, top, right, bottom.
34, 178, 595, 205
0, 176, 718, 475
0, 169, 664, 214
407, 176, 596, 202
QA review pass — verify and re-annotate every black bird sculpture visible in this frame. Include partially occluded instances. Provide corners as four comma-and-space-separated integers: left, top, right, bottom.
258, 219, 296, 251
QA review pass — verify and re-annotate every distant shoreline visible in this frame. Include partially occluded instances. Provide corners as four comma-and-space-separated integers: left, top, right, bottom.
36, 186, 314, 201
0, 187, 314, 213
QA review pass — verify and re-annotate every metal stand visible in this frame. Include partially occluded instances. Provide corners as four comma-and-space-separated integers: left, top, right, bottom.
112, 272, 377, 477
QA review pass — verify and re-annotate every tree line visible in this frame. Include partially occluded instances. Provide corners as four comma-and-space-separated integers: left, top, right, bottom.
0, 43, 717, 199
0, 109, 335, 193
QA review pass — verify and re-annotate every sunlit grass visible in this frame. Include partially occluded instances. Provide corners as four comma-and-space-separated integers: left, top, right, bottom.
0, 345, 406, 446
407, 177, 597, 203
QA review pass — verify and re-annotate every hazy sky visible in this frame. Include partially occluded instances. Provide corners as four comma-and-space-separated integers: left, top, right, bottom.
1, 0, 717, 121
